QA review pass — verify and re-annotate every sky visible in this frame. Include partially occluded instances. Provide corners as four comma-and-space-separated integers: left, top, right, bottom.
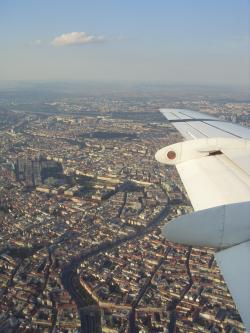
0, 0, 249, 86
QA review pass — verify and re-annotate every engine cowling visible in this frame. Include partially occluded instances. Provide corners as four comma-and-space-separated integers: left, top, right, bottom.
162, 201, 250, 249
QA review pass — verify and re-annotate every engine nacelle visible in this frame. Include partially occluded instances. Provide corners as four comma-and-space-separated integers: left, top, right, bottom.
162, 201, 250, 249
155, 137, 250, 166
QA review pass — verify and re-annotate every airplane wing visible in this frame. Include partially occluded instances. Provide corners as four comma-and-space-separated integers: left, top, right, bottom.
156, 108, 250, 331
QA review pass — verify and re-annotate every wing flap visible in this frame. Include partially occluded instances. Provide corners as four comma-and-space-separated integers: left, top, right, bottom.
171, 122, 205, 139
177, 155, 250, 211
160, 108, 216, 121
215, 241, 250, 332
207, 120, 250, 139
186, 121, 235, 138
160, 108, 250, 140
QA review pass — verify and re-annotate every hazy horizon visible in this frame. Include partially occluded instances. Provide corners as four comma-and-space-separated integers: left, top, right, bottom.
1, 0, 249, 86
0, 0, 250, 85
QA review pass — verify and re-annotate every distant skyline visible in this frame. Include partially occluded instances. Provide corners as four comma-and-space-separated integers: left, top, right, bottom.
0, 0, 249, 86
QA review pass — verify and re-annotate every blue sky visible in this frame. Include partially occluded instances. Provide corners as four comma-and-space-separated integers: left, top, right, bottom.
0, 0, 249, 85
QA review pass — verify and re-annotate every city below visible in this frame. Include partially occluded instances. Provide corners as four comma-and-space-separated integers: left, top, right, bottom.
0, 82, 249, 333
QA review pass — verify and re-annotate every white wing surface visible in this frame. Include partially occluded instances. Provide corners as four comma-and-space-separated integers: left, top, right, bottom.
160, 108, 250, 140
215, 241, 250, 330
156, 108, 250, 331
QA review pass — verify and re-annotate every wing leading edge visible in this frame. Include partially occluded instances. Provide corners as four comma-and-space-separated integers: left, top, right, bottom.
157, 109, 250, 331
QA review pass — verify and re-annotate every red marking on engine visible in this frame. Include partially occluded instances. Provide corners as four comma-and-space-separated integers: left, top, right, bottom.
167, 150, 176, 160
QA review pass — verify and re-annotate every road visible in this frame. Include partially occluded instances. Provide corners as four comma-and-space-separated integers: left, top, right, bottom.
167, 246, 193, 333
128, 247, 171, 333
61, 204, 172, 333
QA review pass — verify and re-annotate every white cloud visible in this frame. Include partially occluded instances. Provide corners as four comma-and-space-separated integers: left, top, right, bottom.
32, 39, 42, 45
51, 32, 105, 46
